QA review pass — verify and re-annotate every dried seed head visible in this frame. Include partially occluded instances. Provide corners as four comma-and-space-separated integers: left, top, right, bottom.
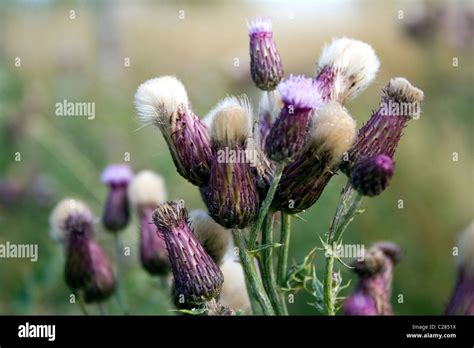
316, 37, 380, 103
152, 202, 224, 304
248, 17, 283, 91
134, 75, 189, 126
127, 170, 167, 213
49, 198, 94, 243
385, 77, 424, 105
309, 101, 356, 168
350, 154, 395, 197
208, 96, 252, 147
189, 210, 231, 265
219, 260, 252, 314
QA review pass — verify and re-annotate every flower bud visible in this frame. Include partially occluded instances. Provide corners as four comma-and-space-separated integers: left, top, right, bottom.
272, 101, 356, 213
344, 242, 402, 315
152, 202, 224, 305
342, 77, 424, 175
248, 17, 283, 91
316, 37, 380, 103
54, 199, 116, 303
350, 154, 394, 197
445, 222, 474, 315
101, 164, 133, 232
265, 75, 322, 162
201, 96, 260, 229
128, 170, 170, 276
134, 76, 214, 186
189, 210, 231, 266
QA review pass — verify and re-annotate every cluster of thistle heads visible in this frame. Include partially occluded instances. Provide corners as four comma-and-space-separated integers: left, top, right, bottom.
48, 17, 473, 315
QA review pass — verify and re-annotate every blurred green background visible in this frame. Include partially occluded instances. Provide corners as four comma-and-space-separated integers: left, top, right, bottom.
0, 0, 472, 315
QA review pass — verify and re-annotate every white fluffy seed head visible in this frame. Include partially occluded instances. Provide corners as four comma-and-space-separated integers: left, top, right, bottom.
127, 170, 167, 212
317, 37, 380, 102
458, 221, 474, 276
189, 210, 231, 265
134, 76, 189, 126
309, 101, 356, 166
385, 77, 424, 104
49, 198, 93, 243
208, 95, 253, 147
219, 260, 252, 314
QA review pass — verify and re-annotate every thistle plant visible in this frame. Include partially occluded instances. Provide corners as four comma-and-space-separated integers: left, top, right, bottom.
124, 16, 428, 316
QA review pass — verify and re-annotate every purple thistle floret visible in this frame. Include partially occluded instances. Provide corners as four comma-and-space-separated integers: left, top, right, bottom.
248, 17, 283, 91
265, 75, 322, 162
139, 207, 170, 276
350, 154, 394, 197
101, 164, 133, 233
152, 202, 224, 305
64, 213, 116, 303
344, 242, 402, 316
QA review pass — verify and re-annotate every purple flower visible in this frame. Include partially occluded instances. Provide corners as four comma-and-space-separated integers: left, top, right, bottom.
344, 242, 402, 316
152, 202, 224, 305
350, 154, 395, 197
248, 17, 283, 91
62, 206, 116, 303
342, 77, 424, 175
445, 222, 474, 315
101, 164, 133, 232
265, 75, 322, 162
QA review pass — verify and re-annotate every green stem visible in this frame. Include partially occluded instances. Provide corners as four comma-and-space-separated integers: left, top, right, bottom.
114, 233, 129, 314
98, 303, 107, 315
77, 294, 89, 315
248, 163, 284, 249
323, 181, 363, 316
277, 213, 291, 314
260, 213, 287, 315
233, 229, 275, 315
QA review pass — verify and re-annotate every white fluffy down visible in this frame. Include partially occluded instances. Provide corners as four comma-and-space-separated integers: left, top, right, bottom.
317, 37, 380, 101
49, 198, 92, 243
310, 101, 356, 164
127, 170, 167, 210
386, 77, 424, 104
219, 260, 252, 314
134, 76, 189, 125
207, 95, 253, 146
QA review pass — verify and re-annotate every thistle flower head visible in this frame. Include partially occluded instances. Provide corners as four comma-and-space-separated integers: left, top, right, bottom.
134, 76, 213, 187
350, 154, 395, 197
446, 222, 474, 315
127, 170, 167, 213
134, 75, 189, 126
101, 164, 134, 186
189, 210, 231, 265
49, 198, 94, 243
309, 101, 356, 167
101, 164, 132, 232
207, 96, 253, 148
128, 170, 169, 276
265, 75, 321, 162
152, 202, 224, 305
316, 37, 380, 103
247, 17, 283, 91
343, 77, 424, 175
345, 242, 402, 315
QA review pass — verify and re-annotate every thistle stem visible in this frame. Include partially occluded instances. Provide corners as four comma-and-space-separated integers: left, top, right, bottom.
248, 163, 284, 249
323, 181, 363, 316
260, 213, 287, 315
277, 213, 291, 314
77, 294, 89, 315
233, 229, 275, 315
98, 303, 107, 315
114, 233, 129, 314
